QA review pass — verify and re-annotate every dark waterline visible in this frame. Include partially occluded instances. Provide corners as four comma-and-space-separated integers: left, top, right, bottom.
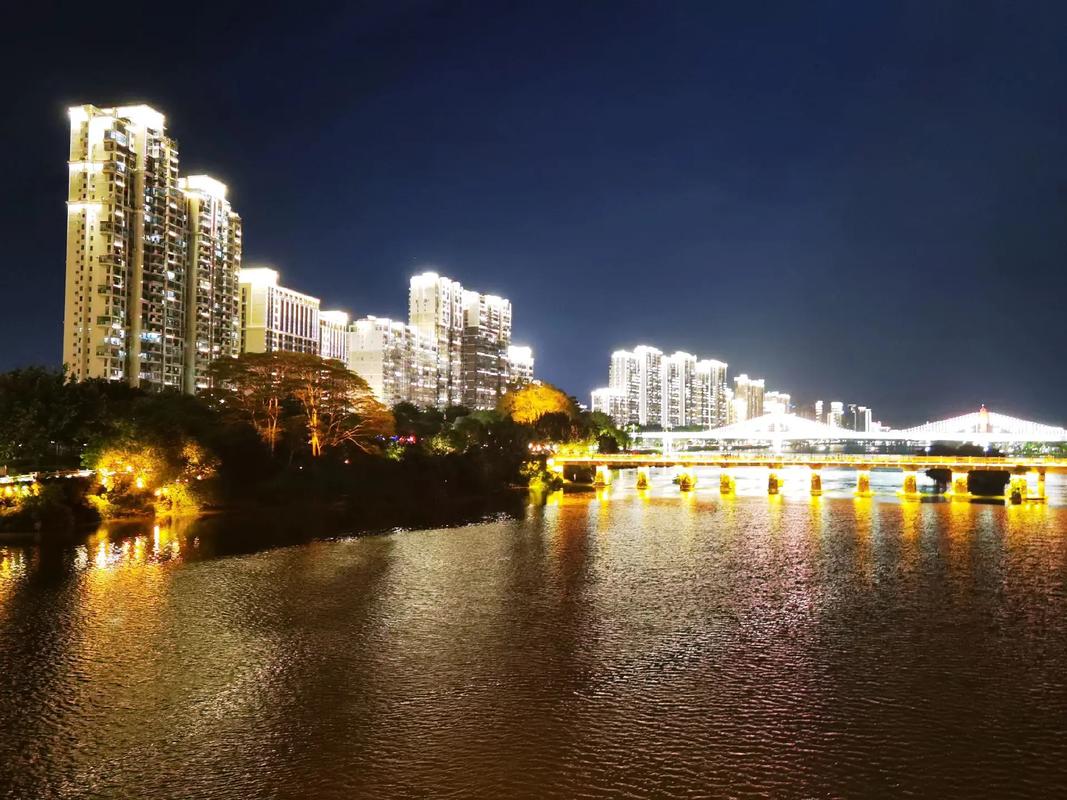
2, 481, 1067, 798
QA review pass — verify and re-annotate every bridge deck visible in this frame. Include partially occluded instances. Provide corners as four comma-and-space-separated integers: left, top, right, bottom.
553, 454, 1067, 473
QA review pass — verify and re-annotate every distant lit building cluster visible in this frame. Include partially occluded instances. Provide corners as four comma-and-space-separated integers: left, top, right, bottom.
62, 103, 533, 410
592, 347, 738, 429
592, 345, 881, 431
798, 400, 884, 433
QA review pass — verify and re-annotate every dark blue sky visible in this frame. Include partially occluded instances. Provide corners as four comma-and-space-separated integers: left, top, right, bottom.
4, 1, 1067, 425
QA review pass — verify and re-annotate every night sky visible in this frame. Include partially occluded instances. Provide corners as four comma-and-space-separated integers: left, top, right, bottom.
4, 1, 1067, 425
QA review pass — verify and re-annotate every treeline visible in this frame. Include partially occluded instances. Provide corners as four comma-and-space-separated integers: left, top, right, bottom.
0, 357, 626, 533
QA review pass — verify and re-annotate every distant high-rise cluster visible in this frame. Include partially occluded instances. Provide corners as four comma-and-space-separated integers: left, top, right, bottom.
63, 103, 533, 410
799, 400, 881, 432
592, 346, 732, 429
236, 268, 533, 411
590, 340, 882, 431
63, 105, 242, 392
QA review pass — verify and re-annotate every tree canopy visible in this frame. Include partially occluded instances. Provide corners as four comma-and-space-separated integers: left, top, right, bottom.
497, 382, 576, 425
206, 351, 393, 456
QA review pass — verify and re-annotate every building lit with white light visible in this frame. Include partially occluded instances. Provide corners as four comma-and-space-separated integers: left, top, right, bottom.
694, 359, 728, 428
460, 290, 512, 409
238, 267, 320, 355
347, 316, 413, 406
732, 374, 765, 422
664, 351, 695, 428
408, 271, 527, 410
506, 345, 534, 387
591, 387, 629, 421
63, 105, 243, 393
319, 310, 350, 362
763, 390, 791, 416
178, 175, 242, 392
596, 347, 728, 429
64, 104, 187, 390
827, 400, 844, 428
409, 272, 465, 406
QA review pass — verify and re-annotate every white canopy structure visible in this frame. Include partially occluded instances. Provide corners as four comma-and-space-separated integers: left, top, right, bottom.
634, 407, 1067, 448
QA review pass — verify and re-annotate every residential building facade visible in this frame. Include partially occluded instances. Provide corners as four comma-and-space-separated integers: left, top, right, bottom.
64, 105, 243, 393
319, 310, 350, 362
238, 267, 320, 355
178, 175, 242, 393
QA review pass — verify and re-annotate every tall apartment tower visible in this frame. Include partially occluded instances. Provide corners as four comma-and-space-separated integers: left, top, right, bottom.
238, 267, 321, 354
409, 272, 465, 406
693, 359, 728, 428
733, 374, 765, 422
460, 291, 512, 409
608, 350, 641, 425
178, 175, 242, 393
634, 346, 664, 427
663, 351, 695, 429
64, 104, 188, 390
347, 316, 414, 406
346, 316, 438, 407
506, 345, 534, 387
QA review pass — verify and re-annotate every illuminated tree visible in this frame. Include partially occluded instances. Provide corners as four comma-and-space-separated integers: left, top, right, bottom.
282, 353, 394, 456
206, 353, 291, 453
207, 352, 393, 457
497, 382, 576, 425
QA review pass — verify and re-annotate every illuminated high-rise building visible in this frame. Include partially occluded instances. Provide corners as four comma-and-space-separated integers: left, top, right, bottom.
634, 346, 664, 426
319, 310, 350, 362
732, 374, 765, 421
64, 105, 243, 394
827, 401, 844, 428
409, 272, 465, 406
764, 390, 791, 416
178, 175, 242, 393
608, 350, 641, 425
347, 316, 413, 406
506, 345, 535, 387
238, 267, 320, 355
663, 351, 695, 428
591, 387, 629, 422
63, 104, 188, 390
693, 359, 728, 428
408, 271, 524, 410
347, 316, 437, 407
460, 290, 512, 409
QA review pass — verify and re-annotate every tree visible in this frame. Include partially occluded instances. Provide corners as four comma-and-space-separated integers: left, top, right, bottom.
283, 353, 394, 456
207, 352, 394, 457
206, 353, 291, 453
497, 382, 576, 425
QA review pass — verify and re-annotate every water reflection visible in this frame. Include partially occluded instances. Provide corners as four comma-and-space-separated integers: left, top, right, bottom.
2, 490, 1067, 797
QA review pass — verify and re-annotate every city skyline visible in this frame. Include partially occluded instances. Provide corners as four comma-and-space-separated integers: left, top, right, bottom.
5, 4, 1067, 423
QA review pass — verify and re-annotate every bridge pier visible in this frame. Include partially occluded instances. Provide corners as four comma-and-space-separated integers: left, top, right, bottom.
546, 459, 564, 481
900, 468, 920, 499
768, 469, 782, 496
855, 468, 873, 498
635, 466, 650, 490
809, 467, 822, 496
719, 470, 735, 495
1008, 473, 1028, 504
593, 465, 612, 487
677, 469, 697, 491
1030, 469, 1047, 503
949, 471, 970, 499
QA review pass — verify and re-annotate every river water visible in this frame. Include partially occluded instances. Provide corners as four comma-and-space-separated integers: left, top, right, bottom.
2, 469, 1067, 798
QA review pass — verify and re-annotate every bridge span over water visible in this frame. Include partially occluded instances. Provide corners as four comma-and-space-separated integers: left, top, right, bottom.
549, 453, 1067, 502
